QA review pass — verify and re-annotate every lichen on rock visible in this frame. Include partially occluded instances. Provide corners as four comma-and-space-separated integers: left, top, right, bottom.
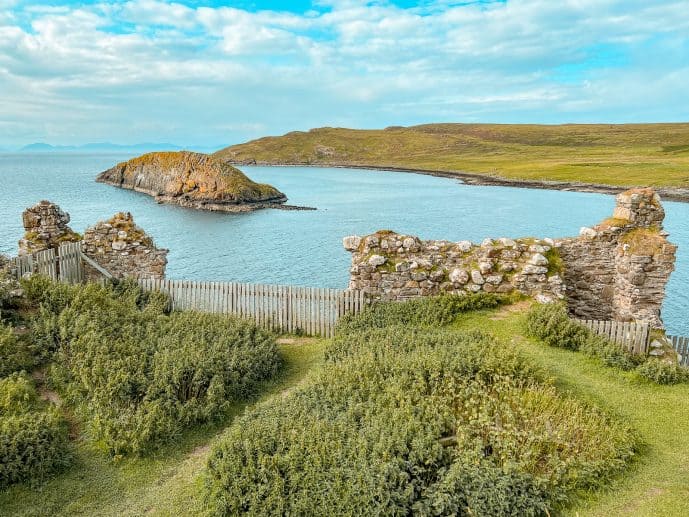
96, 151, 288, 212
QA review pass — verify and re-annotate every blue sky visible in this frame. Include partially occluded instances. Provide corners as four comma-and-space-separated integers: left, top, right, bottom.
1, 0, 688, 148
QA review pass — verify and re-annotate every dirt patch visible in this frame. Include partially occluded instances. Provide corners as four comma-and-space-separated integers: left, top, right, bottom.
489, 300, 533, 320
276, 336, 320, 346
621, 487, 667, 514
190, 444, 210, 458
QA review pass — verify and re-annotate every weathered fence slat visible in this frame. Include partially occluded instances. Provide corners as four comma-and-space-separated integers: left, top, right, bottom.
575, 318, 652, 355
668, 335, 689, 367
129, 278, 366, 337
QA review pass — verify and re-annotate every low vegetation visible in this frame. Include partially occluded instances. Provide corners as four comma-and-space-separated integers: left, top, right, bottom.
204, 295, 637, 516
524, 303, 688, 384
0, 373, 71, 489
0, 274, 283, 494
3, 280, 689, 515
21, 277, 282, 456
214, 123, 689, 188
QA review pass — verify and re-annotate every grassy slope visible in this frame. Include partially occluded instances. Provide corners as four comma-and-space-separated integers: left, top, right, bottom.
214, 124, 689, 188
455, 306, 689, 516
3, 307, 689, 515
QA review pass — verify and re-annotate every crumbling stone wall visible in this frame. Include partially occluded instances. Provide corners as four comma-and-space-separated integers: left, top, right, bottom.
344, 188, 676, 327
82, 212, 168, 280
344, 233, 565, 303
18, 200, 80, 255
558, 188, 676, 327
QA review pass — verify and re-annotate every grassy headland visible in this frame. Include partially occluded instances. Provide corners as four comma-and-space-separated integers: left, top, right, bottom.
214, 124, 689, 199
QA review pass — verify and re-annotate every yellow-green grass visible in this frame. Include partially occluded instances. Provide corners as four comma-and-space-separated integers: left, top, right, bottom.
453, 306, 689, 516
214, 124, 689, 188
0, 339, 327, 517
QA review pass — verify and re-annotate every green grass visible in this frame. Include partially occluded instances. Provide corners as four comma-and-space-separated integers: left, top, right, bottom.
214, 124, 689, 188
3, 303, 689, 515
453, 305, 689, 516
0, 339, 327, 517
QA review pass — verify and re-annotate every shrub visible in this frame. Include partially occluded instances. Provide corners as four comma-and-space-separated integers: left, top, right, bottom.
337, 292, 506, 334
525, 304, 687, 383
29, 279, 281, 455
0, 321, 36, 377
205, 327, 636, 516
636, 360, 689, 385
524, 302, 589, 351
0, 373, 71, 488
0, 270, 22, 316
580, 335, 644, 371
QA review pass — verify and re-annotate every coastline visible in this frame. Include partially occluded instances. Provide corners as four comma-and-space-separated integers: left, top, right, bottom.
230, 161, 689, 203
95, 177, 316, 212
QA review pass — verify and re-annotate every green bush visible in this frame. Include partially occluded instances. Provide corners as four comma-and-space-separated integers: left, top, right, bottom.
337, 292, 506, 334
636, 360, 689, 385
205, 326, 636, 516
524, 302, 589, 351
525, 304, 688, 384
0, 321, 36, 377
29, 279, 281, 456
0, 373, 71, 488
580, 335, 644, 371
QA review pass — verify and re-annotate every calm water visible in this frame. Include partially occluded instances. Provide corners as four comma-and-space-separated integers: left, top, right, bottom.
1, 153, 687, 335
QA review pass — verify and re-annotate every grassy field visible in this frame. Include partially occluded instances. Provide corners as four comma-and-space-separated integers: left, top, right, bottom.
3, 305, 689, 515
214, 123, 689, 188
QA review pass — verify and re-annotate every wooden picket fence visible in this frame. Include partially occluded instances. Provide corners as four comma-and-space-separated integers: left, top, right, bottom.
668, 336, 689, 367
137, 278, 367, 337
11, 242, 85, 283
575, 319, 651, 355
9, 243, 368, 337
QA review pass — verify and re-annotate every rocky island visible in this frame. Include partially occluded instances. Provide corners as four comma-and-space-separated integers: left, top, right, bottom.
96, 151, 297, 212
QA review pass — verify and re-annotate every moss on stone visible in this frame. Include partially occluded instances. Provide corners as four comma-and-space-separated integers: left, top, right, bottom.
620, 227, 666, 255
545, 248, 564, 275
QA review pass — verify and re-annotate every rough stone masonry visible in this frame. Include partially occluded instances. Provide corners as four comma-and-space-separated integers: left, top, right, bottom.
344, 188, 676, 328
18, 201, 168, 280
18, 200, 81, 255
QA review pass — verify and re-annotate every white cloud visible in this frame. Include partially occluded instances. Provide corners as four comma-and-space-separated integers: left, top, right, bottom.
0, 0, 688, 147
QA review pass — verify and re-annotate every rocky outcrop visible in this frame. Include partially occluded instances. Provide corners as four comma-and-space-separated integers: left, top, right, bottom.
96, 151, 288, 212
18, 200, 80, 255
344, 188, 676, 327
82, 212, 168, 280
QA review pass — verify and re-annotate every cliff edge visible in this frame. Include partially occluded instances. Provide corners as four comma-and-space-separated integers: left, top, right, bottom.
96, 151, 287, 212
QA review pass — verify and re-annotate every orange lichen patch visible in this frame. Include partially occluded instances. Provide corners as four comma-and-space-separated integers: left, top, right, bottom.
103, 151, 285, 203
105, 212, 154, 246
598, 217, 630, 230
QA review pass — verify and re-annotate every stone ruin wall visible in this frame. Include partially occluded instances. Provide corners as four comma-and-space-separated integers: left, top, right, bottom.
18, 200, 81, 255
344, 188, 676, 328
17, 201, 167, 280
82, 212, 168, 280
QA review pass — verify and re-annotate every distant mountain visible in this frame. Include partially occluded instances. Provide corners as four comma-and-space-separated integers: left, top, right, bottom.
19, 142, 183, 153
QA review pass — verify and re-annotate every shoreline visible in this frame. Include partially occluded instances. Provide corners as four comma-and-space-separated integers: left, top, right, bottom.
96, 177, 316, 212
230, 161, 689, 203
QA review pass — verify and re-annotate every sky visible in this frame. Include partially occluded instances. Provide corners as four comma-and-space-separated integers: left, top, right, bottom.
1, 0, 688, 149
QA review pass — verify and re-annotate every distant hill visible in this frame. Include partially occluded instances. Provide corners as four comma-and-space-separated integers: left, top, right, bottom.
19, 142, 183, 153
214, 123, 689, 189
